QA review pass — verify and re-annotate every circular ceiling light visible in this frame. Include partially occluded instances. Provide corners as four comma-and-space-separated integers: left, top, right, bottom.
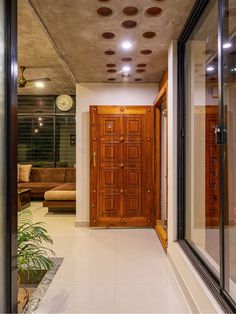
140, 49, 152, 55
122, 20, 137, 29
122, 74, 131, 78
97, 7, 113, 16
223, 42, 232, 49
134, 78, 142, 81
121, 41, 132, 50
146, 7, 162, 16
143, 31, 156, 38
136, 69, 145, 73
104, 50, 116, 55
122, 65, 131, 72
123, 6, 139, 16
106, 63, 116, 67
206, 65, 215, 72
107, 69, 117, 73
108, 78, 116, 81
102, 32, 115, 39
35, 81, 45, 88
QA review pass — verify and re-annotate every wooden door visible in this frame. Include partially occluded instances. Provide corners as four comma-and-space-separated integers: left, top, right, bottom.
90, 106, 154, 227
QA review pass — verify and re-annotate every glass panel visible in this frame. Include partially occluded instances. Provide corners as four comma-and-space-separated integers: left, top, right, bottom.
222, 0, 236, 302
18, 116, 54, 167
18, 96, 55, 113
55, 116, 76, 167
185, 0, 220, 275
0, 0, 6, 311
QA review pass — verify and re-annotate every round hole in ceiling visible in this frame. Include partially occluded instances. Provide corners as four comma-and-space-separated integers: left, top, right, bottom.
145, 7, 162, 16
136, 69, 145, 73
143, 31, 156, 38
102, 32, 115, 39
108, 78, 116, 81
123, 6, 139, 16
137, 63, 147, 67
107, 69, 117, 73
121, 20, 137, 29
134, 78, 143, 81
97, 7, 113, 16
140, 49, 152, 55
121, 57, 132, 62
104, 50, 116, 55
122, 74, 131, 78
106, 63, 116, 67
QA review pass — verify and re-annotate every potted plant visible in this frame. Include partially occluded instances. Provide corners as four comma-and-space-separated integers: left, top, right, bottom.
18, 210, 55, 310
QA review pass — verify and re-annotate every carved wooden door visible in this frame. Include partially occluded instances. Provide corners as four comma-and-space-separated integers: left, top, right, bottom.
90, 106, 154, 227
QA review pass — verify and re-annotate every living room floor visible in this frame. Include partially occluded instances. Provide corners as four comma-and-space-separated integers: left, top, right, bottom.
25, 202, 191, 313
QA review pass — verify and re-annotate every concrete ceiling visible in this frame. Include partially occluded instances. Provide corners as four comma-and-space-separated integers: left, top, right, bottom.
18, 0, 195, 94
18, 0, 76, 95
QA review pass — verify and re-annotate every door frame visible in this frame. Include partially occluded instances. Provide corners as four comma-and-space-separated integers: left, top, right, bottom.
154, 81, 168, 250
89, 105, 155, 227
5, 0, 18, 312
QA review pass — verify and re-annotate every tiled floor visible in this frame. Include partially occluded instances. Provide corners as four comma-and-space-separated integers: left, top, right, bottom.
26, 203, 191, 313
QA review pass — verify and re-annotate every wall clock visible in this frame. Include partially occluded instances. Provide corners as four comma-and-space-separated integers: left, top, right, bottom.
56, 94, 73, 112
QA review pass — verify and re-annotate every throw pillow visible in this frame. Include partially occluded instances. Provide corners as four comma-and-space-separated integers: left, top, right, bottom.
19, 164, 32, 183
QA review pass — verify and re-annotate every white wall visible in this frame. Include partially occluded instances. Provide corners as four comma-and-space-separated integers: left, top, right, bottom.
167, 41, 223, 314
76, 83, 158, 225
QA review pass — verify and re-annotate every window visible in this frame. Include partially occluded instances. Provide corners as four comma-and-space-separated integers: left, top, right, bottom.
178, 0, 236, 311
18, 96, 76, 167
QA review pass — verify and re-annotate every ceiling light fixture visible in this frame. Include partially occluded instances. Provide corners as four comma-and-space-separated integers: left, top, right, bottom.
122, 66, 131, 72
206, 65, 215, 72
35, 81, 45, 88
122, 41, 132, 50
34, 129, 38, 133
223, 42, 232, 49
38, 117, 42, 121
39, 122, 43, 127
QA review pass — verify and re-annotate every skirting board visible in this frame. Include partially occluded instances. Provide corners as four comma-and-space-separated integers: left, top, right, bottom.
75, 220, 89, 227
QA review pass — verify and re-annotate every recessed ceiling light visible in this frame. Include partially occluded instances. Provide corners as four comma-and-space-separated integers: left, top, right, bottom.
38, 117, 42, 121
122, 66, 131, 72
34, 129, 38, 133
122, 41, 132, 50
206, 65, 215, 72
35, 81, 45, 88
39, 122, 43, 127
223, 42, 232, 49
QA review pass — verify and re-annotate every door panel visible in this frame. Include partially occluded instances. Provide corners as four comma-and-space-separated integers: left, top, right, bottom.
90, 106, 154, 227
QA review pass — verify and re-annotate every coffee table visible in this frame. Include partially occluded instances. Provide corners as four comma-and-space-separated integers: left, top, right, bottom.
18, 188, 31, 211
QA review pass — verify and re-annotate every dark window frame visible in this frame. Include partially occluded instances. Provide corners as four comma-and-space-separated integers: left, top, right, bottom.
177, 0, 236, 312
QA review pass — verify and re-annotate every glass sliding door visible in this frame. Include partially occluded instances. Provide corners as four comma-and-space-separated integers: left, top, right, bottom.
222, 0, 236, 303
184, 0, 220, 275
178, 0, 236, 311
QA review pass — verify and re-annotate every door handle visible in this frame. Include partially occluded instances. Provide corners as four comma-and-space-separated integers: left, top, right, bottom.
93, 152, 97, 167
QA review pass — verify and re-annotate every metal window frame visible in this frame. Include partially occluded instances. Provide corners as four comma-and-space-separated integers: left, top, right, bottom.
177, 0, 236, 312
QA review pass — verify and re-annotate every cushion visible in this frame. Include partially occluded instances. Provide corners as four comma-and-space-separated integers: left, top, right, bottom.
18, 182, 61, 194
31, 168, 65, 182
19, 164, 32, 183
44, 183, 76, 201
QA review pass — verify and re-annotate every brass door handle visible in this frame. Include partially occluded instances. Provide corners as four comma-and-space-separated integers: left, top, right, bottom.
93, 152, 97, 167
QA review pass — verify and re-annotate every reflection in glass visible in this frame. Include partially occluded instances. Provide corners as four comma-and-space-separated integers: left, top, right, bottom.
185, 0, 220, 275
223, 0, 236, 302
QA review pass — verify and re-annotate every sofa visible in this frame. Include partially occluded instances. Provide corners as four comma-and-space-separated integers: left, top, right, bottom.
18, 167, 76, 212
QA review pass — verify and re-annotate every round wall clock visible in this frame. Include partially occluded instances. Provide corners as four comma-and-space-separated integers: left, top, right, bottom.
56, 94, 73, 112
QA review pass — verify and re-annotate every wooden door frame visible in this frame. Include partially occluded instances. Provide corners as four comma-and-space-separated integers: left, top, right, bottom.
154, 81, 168, 251
89, 105, 155, 227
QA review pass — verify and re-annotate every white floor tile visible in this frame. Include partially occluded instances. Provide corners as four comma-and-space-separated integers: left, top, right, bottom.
27, 203, 191, 314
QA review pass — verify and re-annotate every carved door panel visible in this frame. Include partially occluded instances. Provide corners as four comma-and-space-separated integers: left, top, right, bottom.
90, 106, 154, 227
